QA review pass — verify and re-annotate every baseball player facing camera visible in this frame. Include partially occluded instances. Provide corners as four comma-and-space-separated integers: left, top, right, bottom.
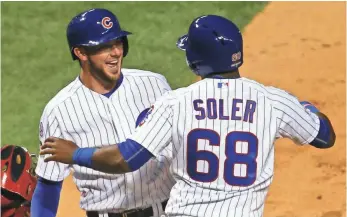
31, 8, 175, 217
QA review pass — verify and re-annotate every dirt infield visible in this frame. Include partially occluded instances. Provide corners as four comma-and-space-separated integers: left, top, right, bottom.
57, 2, 346, 217
242, 2, 346, 217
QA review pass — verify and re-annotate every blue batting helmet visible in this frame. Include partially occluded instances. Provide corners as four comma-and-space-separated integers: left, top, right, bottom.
176, 15, 243, 77
67, 8, 131, 60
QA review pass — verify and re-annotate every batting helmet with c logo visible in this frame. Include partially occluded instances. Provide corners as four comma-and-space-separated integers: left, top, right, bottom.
67, 8, 132, 60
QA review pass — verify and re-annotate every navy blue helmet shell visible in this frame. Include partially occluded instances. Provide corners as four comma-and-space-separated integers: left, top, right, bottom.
67, 8, 131, 60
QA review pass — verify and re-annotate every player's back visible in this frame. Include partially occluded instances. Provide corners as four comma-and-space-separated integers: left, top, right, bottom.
166, 76, 317, 217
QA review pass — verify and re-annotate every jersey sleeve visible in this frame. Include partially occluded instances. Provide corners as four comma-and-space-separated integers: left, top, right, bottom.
35, 107, 71, 181
270, 88, 320, 145
129, 94, 174, 158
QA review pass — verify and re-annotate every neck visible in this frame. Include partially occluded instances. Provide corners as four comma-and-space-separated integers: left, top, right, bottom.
79, 69, 118, 94
204, 70, 241, 79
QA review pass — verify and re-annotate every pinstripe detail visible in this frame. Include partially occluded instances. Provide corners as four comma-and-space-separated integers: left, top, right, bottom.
129, 77, 320, 217
35, 69, 175, 214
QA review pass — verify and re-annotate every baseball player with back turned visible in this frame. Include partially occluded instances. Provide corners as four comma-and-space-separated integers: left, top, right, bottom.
40, 15, 336, 217
31, 8, 175, 217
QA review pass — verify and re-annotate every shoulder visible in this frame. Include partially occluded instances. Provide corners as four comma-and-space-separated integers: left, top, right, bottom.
265, 86, 299, 103
122, 68, 169, 84
41, 77, 82, 119
162, 84, 197, 104
157, 82, 208, 110
242, 77, 298, 101
163, 79, 209, 101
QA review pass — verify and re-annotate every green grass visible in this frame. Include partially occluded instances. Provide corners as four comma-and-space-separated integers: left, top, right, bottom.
1, 1, 267, 153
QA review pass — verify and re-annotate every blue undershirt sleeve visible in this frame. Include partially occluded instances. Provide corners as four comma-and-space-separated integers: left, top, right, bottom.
300, 101, 334, 148
31, 177, 63, 217
117, 139, 154, 171
310, 114, 334, 148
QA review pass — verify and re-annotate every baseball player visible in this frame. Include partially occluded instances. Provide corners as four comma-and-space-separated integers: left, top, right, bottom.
31, 8, 175, 217
40, 15, 336, 217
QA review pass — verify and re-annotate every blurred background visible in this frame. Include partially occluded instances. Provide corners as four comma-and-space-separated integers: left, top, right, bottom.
1, 1, 267, 153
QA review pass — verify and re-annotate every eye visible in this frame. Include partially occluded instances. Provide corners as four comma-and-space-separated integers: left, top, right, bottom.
97, 43, 113, 50
85, 43, 113, 54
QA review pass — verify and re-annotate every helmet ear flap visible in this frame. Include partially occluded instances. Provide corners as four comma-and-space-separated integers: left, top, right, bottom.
121, 36, 129, 57
190, 63, 197, 70
185, 57, 199, 75
189, 63, 198, 74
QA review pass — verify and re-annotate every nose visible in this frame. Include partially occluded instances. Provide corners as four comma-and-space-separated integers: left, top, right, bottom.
109, 44, 123, 57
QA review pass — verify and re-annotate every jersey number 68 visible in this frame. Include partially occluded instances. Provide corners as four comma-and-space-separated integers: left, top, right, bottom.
187, 129, 258, 186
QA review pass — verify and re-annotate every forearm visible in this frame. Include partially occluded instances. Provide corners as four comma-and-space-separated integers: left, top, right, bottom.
91, 145, 131, 173
31, 178, 62, 217
72, 140, 153, 174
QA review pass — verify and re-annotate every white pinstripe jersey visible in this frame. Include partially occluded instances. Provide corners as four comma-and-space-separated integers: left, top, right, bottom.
130, 77, 320, 217
35, 68, 176, 213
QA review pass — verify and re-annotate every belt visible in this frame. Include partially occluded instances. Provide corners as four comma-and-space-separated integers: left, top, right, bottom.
86, 200, 168, 217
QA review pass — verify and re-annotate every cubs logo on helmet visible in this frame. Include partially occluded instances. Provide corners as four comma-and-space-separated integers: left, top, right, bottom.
66, 8, 132, 60
101, 17, 113, 29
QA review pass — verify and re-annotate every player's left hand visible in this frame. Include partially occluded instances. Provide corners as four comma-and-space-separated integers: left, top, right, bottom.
40, 137, 78, 164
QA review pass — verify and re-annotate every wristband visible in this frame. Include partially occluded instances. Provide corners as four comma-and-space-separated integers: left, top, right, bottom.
72, 148, 97, 168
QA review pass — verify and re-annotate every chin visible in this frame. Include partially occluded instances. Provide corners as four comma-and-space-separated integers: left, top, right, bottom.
106, 71, 121, 81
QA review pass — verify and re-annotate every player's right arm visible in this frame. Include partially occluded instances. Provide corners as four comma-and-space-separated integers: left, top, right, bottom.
31, 107, 70, 217
39, 94, 175, 174
271, 88, 335, 148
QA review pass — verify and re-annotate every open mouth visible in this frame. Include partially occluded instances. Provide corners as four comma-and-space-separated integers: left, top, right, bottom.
106, 60, 118, 68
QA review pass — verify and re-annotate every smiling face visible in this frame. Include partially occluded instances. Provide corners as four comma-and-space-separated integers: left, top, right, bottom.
74, 38, 124, 84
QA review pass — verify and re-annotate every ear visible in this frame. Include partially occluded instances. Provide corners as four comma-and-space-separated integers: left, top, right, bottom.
73, 47, 88, 61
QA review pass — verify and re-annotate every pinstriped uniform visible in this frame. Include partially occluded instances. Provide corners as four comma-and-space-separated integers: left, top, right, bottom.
129, 77, 320, 217
35, 68, 176, 215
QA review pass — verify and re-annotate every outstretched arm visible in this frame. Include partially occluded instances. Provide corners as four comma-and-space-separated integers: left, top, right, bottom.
300, 101, 335, 148
40, 137, 153, 174
89, 144, 130, 173
41, 96, 174, 174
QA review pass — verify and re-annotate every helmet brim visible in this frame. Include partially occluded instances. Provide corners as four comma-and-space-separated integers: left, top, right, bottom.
176, 34, 188, 51
70, 30, 132, 60
80, 30, 132, 47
